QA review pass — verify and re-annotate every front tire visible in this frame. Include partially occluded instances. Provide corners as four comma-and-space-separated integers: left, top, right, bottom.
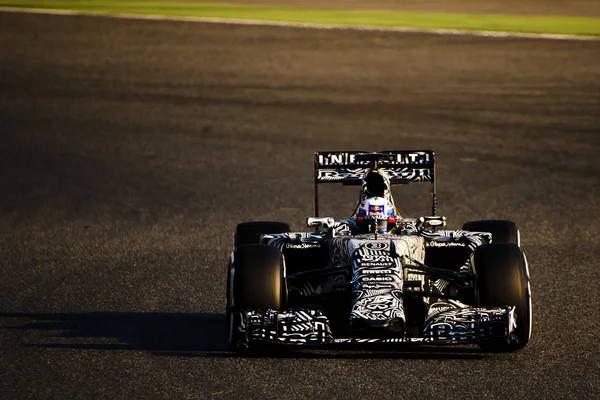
227, 221, 289, 347
227, 244, 287, 351
474, 243, 531, 351
462, 220, 519, 245
234, 221, 290, 247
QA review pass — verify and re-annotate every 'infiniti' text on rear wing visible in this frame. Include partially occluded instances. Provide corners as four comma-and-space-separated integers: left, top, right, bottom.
313, 150, 437, 216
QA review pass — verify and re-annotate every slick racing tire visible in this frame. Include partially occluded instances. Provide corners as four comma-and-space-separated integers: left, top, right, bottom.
227, 222, 289, 347
474, 243, 531, 352
227, 244, 287, 351
234, 221, 290, 247
462, 220, 519, 245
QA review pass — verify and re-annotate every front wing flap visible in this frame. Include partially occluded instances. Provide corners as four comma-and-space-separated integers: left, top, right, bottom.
422, 306, 516, 344
241, 309, 334, 347
237, 306, 516, 348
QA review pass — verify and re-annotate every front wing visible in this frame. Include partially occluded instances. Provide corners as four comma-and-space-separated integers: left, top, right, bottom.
236, 306, 516, 348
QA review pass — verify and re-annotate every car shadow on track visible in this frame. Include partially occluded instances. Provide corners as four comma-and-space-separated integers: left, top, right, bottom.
0, 311, 230, 354
1, 312, 485, 359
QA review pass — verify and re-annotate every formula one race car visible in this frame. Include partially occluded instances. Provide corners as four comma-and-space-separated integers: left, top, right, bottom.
226, 150, 531, 352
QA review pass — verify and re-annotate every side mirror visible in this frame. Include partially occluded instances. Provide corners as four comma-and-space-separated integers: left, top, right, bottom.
418, 216, 447, 229
306, 217, 335, 230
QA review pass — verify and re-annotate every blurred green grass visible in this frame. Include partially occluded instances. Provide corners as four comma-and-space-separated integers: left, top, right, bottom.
2, 1, 600, 36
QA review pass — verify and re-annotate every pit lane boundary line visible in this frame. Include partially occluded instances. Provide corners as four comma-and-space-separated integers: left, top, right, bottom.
2, 7, 599, 41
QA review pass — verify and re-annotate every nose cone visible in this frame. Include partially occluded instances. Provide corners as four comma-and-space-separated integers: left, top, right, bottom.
349, 316, 405, 338
348, 238, 405, 336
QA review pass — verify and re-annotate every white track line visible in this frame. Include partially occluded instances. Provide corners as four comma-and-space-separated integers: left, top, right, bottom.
2, 6, 599, 41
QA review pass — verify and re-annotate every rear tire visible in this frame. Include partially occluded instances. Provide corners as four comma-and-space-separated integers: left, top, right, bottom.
474, 243, 531, 352
234, 221, 290, 247
227, 244, 287, 351
462, 220, 519, 245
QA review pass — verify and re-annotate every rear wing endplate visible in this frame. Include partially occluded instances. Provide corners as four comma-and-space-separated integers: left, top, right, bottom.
314, 150, 436, 216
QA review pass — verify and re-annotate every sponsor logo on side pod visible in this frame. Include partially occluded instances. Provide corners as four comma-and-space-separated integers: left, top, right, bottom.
429, 241, 467, 248
285, 242, 321, 249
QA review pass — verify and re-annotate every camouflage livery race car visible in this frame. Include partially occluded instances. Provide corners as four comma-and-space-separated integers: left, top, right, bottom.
226, 151, 531, 352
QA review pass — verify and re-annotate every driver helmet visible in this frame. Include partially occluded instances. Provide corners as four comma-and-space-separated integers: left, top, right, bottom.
362, 170, 388, 198
355, 196, 398, 234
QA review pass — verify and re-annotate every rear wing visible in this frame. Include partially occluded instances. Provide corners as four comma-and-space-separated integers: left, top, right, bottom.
314, 150, 436, 216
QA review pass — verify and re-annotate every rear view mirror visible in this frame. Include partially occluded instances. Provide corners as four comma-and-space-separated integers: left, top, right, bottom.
418, 216, 447, 229
306, 217, 335, 230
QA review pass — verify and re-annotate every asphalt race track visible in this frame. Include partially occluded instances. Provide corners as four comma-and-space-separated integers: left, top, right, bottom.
1, 11, 599, 400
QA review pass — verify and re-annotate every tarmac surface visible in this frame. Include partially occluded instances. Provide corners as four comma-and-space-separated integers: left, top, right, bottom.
1, 10, 599, 400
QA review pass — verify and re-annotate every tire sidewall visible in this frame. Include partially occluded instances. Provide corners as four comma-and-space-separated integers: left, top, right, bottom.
474, 243, 531, 351
228, 244, 286, 350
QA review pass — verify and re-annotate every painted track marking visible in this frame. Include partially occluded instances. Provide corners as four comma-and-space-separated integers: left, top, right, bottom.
1, 7, 599, 41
